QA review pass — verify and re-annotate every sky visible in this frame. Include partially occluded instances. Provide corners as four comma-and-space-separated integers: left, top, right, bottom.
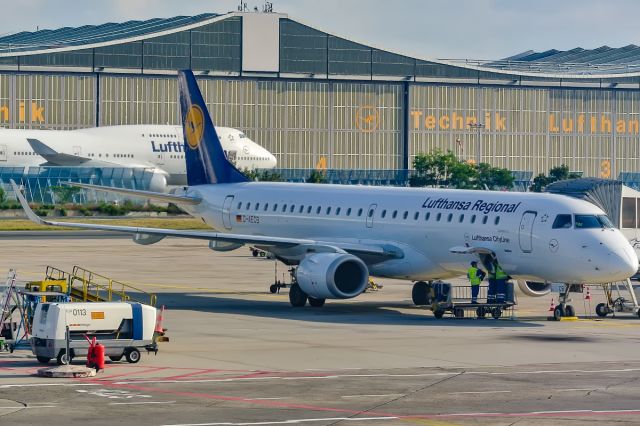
2, 0, 638, 60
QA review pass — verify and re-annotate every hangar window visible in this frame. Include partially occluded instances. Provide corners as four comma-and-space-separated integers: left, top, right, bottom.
307, 206, 312, 214
358, 208, 363, 216
447, 213, 453, 222
403, 211, 408, 220
255, 203, 260, 211
482, 216, 488, 224
414, 212, 419, 220
436, 213, 441, 221
336, 207, 341, 215
459, 214, 464, 223
495, 216, 500, 225
246, 202, 251, 210
552, 214, 572, 229
392, 210, 398, 219
237, 202, 242, 209
381, 210, 387, 218
622, 197, 636, 228
471, 214, 476, 224
346, 208, 352, 216
326, 207, 332, 215
424, 212, 430, 221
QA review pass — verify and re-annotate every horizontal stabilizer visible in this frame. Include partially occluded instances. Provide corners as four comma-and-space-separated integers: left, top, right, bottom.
27, 138, 91, 166
62, 181, 201, 205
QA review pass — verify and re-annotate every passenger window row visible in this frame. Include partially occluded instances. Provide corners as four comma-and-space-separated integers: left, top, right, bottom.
234, 201, 501, 225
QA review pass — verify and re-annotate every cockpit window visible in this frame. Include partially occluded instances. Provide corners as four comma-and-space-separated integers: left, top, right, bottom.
552, 214, 572, 229
574, 214, 614, 229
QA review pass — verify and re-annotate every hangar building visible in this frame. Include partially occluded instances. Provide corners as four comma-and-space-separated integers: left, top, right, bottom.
1, 10, 640, 181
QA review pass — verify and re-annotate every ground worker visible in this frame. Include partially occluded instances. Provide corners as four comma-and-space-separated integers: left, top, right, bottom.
494, 262, 509, 303
487, 260, 498, 303
467, 261, 486, 303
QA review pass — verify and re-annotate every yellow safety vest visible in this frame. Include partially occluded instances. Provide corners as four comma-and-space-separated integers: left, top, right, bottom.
495, 264, 508, 280
467, 267, 481, 285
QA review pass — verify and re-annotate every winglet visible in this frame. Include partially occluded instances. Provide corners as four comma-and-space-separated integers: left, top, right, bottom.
10, 179, 48, 226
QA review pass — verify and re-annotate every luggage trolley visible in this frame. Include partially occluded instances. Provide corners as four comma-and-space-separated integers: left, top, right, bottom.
429, 281, 516, 319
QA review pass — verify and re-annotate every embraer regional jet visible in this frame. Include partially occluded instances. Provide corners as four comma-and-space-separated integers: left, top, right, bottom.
11, 70, 638, 312
0, 124, 276, 191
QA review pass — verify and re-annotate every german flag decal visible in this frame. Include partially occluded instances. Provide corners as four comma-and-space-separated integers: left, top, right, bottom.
236, 215, 242, 223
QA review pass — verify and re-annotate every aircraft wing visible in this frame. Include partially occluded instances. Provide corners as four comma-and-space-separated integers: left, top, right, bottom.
61, 181, 201, 205
27, 138, 92, 166
10, 180, 400, 262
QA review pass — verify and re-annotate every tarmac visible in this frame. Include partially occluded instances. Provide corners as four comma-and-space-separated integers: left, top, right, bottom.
2, 236, 640, 425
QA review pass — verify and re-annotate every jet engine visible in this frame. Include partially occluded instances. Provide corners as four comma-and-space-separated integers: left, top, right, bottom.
296, 253, 369, 299
148, 169, 169, 193
517, 280, 551, 297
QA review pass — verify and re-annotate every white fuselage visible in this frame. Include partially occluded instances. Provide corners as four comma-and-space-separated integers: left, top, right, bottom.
179, 183, 638, 284
0, 125, 277, 185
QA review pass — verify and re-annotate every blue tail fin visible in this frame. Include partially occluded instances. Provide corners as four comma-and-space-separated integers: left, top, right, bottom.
178, 70, 248, 185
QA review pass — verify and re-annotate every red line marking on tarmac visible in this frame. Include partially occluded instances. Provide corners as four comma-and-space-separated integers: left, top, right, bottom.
161, 369, 225, 381
75, 379, 640, 421
97, 367, 169, 380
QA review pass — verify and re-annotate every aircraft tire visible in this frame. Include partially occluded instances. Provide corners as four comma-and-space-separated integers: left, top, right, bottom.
308, 297, 326, 307
412, 281, 429, 305
553, 305, 565, 321
565, 304, 575, 317
269, 284, 278, 294
595, 303, 608, 317
289, 284, 308, 307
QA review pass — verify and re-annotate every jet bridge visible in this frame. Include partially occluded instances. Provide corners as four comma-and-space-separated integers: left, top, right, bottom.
545, 178, 640, 318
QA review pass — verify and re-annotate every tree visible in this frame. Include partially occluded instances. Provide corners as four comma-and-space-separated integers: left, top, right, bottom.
51, 185, 81, 204
476, 162, 514, 190
529, 164, 581, 192
409, 149, 459, 187
241, 169, 283, 182
410, 150, 514, 190
306, 170, 328, 184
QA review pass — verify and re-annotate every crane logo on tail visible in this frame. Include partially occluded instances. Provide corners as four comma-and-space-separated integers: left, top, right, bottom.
185, 105, 205, 149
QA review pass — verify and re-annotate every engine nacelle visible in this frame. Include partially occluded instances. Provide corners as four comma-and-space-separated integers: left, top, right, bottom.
517, 280, 552, 297
296, 253, 369, 299
148, 169, 169, 193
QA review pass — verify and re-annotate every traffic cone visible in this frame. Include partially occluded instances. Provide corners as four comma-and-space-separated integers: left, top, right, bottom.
154, 305, 166, 334
548, 298, 555, 312
584, 287, 592, 301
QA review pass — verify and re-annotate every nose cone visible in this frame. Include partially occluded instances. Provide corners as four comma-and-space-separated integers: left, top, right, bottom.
601, 238, 639, 282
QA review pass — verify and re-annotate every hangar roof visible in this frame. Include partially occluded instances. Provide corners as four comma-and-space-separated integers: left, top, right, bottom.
0, 14, 218, 54
0, 11, 639, 82
444, 45, 640, 76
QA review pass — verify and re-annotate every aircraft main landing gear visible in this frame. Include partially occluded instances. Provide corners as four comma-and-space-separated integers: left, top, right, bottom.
289, 283, 308, 307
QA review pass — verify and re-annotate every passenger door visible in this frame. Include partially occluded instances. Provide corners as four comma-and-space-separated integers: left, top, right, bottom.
519, 211, 537, 253
366, 203, 377, 228
222, 195, 234, 230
